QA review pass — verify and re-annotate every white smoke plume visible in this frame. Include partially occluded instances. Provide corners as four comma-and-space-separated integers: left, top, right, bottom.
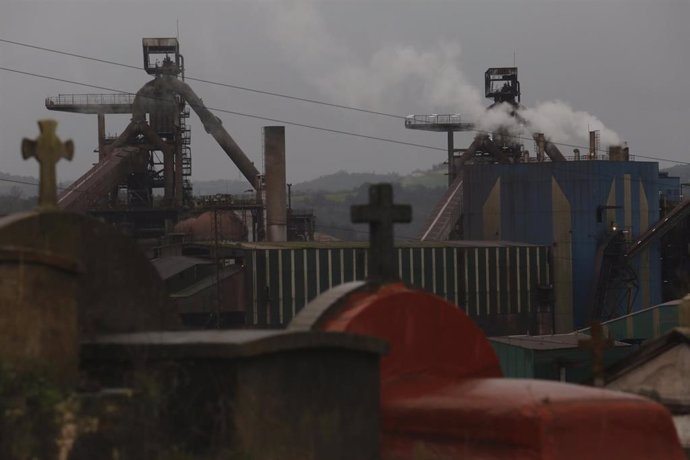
265, 0, 621, 148
519, 101, 620, 146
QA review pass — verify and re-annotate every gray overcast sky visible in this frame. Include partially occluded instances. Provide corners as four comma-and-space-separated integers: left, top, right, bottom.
1, 0, 688, 186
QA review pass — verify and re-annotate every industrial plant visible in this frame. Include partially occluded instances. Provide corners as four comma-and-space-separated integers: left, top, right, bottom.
41, 39, 690, 336
1, 35, 689, 457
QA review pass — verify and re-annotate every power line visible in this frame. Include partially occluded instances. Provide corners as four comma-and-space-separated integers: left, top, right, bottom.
1, 37, 689, 165
0, 174, 113, 200
0, 177, 38, 188
5, 64, 690, 168
0, 36, 593, 152
0, 37, 403, 120
0, 66, 446, 153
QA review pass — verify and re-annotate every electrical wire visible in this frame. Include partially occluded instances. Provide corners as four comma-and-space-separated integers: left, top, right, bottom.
0, 66, 446, 153
0, 37, 403, 120
2, 37, 688, 163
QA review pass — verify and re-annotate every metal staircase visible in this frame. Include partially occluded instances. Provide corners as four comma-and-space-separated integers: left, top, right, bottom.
627, 199, 690, 258
418, 175, 464, 241
179, 105, 193, 200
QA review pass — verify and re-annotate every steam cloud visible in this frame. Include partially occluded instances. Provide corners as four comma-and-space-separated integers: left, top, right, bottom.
266, 0, 621, 148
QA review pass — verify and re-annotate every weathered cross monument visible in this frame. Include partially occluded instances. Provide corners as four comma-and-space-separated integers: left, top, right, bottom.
21, 119, 74, 209
351, 183, 412, 280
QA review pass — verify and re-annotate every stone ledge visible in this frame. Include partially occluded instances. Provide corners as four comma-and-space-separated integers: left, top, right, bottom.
82, 329, 388, 361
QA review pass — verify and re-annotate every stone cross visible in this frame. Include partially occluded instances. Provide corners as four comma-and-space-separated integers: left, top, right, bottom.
351, 183, 412, 280
21, 119, 74, 209
578, 321, 614, 387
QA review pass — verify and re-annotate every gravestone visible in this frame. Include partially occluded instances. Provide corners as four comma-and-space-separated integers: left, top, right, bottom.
79, 330, 386, 459
0, 246, 80, 383
351, 183, 411, 280
0, 122, 81, 384
0, 120, 178, 337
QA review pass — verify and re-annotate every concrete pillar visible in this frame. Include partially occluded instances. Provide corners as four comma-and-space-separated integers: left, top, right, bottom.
447, 130, 455, 186
264, 126, 287, 242
174, 145, 183, 206
164, 148, 174, 202
97, 113, 106, 162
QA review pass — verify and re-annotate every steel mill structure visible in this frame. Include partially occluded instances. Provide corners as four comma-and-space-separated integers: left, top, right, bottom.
409, 67, 690, 330
41, 42, 690, 336
46, 38, 307, 242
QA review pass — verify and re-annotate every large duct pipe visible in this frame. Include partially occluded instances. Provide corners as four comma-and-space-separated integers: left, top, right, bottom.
531, 133, 566, 162
544, 141, 567, 162
532, 133, 566, 162
264, 126, 287, 242
132, 77, 261, 190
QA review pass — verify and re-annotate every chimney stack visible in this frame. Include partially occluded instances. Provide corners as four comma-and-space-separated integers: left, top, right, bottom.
263, 126, 287, 242
608, 145, 628, 161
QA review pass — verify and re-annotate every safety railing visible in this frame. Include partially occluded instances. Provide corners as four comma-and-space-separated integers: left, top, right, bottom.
523, 153, 637, 163
45, 93, 134, 107
405, 114, 475, 129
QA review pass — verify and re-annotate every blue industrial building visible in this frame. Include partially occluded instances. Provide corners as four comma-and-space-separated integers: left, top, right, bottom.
462, 160, 667, 331
408, 67, 690, 334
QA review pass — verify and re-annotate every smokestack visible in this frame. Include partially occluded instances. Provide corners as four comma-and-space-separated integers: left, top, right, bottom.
608, 145, 629, 161
589, 130, 600, 160
264, 126, 287, 242
534, 133, 546, 162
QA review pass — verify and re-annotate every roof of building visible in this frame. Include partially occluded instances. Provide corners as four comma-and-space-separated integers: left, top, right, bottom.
490, 333, 630, 351
151, 255, 213, 280
604, 327, 690, 384
171, 265, 243, 298
213, 240, 547, 250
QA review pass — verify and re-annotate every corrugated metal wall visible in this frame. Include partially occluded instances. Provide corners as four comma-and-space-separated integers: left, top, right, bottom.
491, 342, 633, 383
489, 341, 534, 379
245, 244, 550, 330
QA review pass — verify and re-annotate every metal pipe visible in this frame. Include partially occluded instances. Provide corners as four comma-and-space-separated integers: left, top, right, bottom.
447, 130, 454, 187
132, 78, 261, 190
544, 141, 567, 162
175, 79, 261, 189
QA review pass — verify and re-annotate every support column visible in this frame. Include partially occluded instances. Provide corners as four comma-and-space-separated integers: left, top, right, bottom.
447, 130, 455, 187
264, 126, 287, 242
97, 113, 105, 162
164, 148, 174, 203
174, 145, 183, 206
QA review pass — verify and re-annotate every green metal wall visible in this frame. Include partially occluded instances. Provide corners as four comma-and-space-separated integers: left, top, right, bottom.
245, 244, 550, 328
491, 341, 633, 383
489, 341, 534, 379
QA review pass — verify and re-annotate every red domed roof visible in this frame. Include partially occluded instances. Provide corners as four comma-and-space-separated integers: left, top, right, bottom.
175, 211, 247, 241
